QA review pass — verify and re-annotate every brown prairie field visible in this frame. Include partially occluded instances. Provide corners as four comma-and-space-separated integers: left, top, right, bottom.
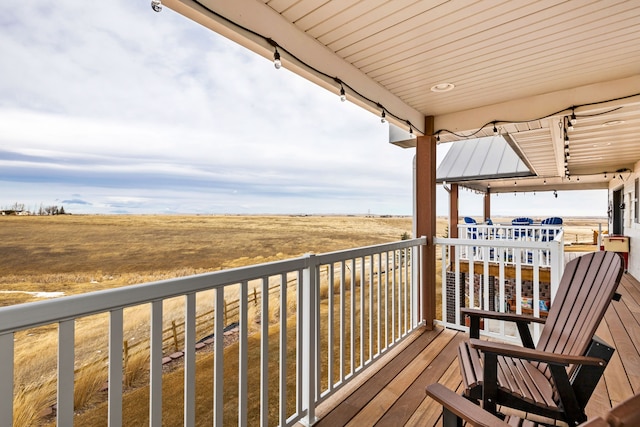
0, 214, 417, 306
0, 214, 604, 304
0, 214, 604, 425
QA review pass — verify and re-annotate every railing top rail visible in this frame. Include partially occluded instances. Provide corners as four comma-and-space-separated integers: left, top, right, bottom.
0, 237, 426, 335
457, 224, 563, 229
315, 237, 426, 264
434, 237, 559, 249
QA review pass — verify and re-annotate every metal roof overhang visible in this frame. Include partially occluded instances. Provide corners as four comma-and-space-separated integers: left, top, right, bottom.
162, 0, 640, 194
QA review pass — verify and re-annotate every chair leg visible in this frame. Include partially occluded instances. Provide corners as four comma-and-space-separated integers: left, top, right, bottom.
482, 352, 498, 415
442, 407, 464, 427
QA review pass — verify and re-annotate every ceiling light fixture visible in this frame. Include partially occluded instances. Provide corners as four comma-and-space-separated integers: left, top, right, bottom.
492, 123, 498, 136
430, 82, 455, 92
380, 110, 386, 123
339, 85, 346, 102
570, 110, 577, 125
273, 48, 281, 69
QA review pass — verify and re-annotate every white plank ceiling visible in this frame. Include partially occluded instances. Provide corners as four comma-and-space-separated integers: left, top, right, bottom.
165, 0, 640, 192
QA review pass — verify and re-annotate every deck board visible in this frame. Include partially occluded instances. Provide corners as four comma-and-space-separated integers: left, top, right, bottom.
305, 273, 640, 426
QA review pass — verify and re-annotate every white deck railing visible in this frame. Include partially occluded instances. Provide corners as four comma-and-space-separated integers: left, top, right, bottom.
0, 238, 425, 427
457, 224, 564, 267
435, 231, 564, 344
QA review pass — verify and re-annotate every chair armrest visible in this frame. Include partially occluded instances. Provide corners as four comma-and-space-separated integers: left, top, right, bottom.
461, 307, 546, 324
461, 307, 544, 347
425, 383, 511, 427
469, 339, 607, 367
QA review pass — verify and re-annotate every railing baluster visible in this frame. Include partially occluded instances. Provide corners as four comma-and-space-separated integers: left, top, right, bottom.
296, 270, 303, 415
327, 263, 334, 390
0, 333, 13, 426
384, 251, 389, 347
454, 248, 461, 326
376, 252, 381, 354
359, 256, 364, 369
213, 286, 224, 427
279, 273, 287, 426
350, 258, 355, 374
57, 319, 75, 426
391, 251, 396, 343
108, 308, 123, 427
184, 293, 196, 427
302, 255, 317, 426
239, 281, 248, 427
339, 259, 345, 381
150, 300, 163, 426
260, 277, 269, 427
368, 254, 374, 362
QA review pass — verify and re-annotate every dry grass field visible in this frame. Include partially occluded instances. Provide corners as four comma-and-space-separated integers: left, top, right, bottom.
0, 214, 416, 306
0, 214, 605, 425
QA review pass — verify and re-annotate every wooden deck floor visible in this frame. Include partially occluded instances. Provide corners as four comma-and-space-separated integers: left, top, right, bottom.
307, 272, 640, 427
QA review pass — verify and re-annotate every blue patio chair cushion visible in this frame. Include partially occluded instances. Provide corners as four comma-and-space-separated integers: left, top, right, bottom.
512, 217, 533, 225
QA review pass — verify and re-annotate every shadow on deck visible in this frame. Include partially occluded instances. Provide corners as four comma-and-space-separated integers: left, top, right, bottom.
307, 272, 640, 427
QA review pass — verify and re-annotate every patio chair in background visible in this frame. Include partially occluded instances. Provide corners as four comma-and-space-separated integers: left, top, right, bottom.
457, 251, 625, 426
511, 217, 533, 239
425, 383, 640, 427
463, 216, 478, 239
541, 216, 563, 241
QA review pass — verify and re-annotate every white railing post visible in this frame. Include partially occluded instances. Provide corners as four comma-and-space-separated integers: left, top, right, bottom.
301, 254, 318, 426
549, 234, 564, 301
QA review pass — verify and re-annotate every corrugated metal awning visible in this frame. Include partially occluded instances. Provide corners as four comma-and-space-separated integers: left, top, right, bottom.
436, 136, 533, 183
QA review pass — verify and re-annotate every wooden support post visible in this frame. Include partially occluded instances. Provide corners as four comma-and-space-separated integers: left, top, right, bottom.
416, 116, 436, 329
484, 189, 491, 221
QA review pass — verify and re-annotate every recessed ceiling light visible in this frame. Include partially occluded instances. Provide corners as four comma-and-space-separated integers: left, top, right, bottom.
602, 120, 625, 126
430, 82, 455, 92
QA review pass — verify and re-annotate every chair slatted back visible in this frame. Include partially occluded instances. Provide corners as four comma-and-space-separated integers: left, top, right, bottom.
535, 252, 624, 380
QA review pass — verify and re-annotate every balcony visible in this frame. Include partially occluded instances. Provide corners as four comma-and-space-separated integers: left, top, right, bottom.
0, 236, 636, 426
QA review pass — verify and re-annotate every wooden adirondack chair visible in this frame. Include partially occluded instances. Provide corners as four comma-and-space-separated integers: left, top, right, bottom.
457, 251, 624, 426
425, 383, 640, 427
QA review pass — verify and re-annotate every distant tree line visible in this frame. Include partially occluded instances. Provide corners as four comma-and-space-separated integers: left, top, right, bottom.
1, 202, 68, 216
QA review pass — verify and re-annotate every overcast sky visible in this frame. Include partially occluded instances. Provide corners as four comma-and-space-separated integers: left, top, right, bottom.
0, 1, 607, 217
